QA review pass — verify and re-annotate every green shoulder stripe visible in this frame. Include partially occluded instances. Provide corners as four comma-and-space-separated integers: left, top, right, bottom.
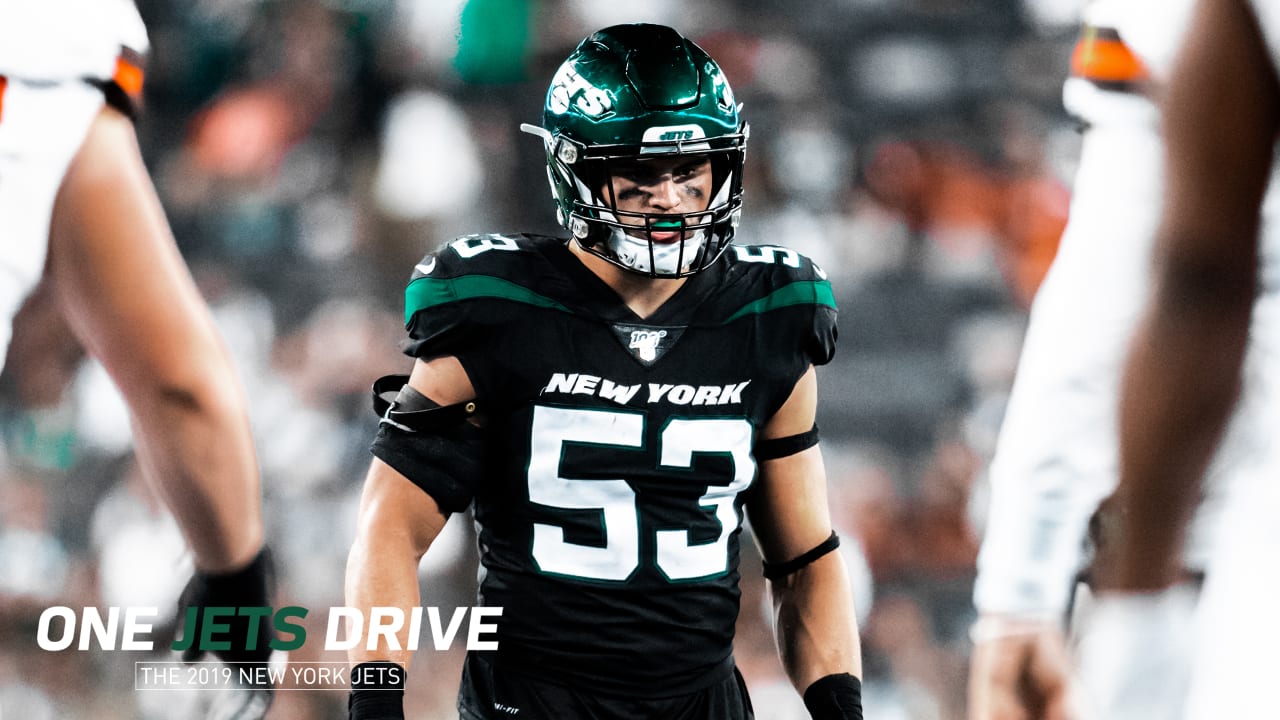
405, 275, 571, 324
723, 280, 836, 323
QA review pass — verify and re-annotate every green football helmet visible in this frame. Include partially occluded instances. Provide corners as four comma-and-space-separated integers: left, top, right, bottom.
521, 24, 748, 277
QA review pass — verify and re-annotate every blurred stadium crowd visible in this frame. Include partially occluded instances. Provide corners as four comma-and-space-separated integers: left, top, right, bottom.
0, 0, 1084, 717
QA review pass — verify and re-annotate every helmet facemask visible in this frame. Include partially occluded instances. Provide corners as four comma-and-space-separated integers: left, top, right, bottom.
527, 128, 748, 277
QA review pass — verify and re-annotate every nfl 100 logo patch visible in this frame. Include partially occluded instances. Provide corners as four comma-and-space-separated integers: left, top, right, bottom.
629, 329, 667, 362
610, 324, 684, 366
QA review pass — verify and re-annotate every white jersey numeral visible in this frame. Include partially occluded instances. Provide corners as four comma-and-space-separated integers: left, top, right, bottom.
655, 418, 754, 580
450, 235, 520, 258
527, 407, 754, 582
528, 406, 644, 581
731, 245, 801, 267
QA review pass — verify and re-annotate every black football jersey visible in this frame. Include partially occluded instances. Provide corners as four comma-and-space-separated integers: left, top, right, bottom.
395, 233, 836, 696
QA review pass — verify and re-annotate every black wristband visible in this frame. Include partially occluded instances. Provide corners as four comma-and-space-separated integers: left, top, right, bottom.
349, 661, 405, 720
803, 673, 863, 720
197, 547, 275, 605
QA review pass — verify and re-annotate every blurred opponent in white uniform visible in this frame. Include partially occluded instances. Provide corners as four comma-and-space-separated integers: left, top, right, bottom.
969, 0, 1280, 717
0, 0, 148, 366
1146, 2, 1280, 718
0, 4, 274, 714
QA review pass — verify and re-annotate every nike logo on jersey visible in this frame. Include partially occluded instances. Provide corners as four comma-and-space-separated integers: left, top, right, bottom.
542, 373, 750, 407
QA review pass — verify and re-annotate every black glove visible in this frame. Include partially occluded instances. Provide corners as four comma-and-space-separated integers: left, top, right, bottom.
349, 661, 406, 720
176, 546, 277, 664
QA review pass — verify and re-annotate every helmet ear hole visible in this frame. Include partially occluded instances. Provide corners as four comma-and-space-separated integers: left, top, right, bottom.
574, 160, 608, 203
707, 151, 736, 197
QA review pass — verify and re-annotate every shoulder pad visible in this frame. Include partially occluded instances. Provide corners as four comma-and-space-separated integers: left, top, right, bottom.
718, 245, 838, 366
408, 233, 544, 286
725, 244, 829, 282
402, 234, 568, 359
719, 244, 835, 317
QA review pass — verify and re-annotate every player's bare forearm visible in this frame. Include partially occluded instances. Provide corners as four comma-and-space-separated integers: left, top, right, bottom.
345, 458, 447, 670
749, 368, 862, 690
1108, 288, 1248, 590
1104, 0, 1279, 593
48, 107, 263, 572
770, 551, 863, 691
344, 543, 420, 670
127, 370, 264, 572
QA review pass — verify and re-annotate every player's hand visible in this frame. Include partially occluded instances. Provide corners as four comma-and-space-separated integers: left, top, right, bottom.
177, 547, 277, 664
968, 616, 1074, 720
176, 547, 277, 718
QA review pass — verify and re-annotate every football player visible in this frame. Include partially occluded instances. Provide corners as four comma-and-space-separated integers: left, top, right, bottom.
1086, 0, 1280, 717
0, 2, 273, 714
345, 24, 863, 720
968, 0, 1279, 717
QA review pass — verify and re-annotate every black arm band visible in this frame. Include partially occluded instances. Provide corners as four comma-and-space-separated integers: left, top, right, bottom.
370, 418, 482, 514
762, 531, 840, 580
349, 662, 405, 720
754, 424, 819, 461
371, 374, 479, 432
803, 673, 863, 720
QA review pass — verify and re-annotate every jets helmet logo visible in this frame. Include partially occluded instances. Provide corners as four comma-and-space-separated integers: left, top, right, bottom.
629, 330, 668, 362
548, 66, 612, 118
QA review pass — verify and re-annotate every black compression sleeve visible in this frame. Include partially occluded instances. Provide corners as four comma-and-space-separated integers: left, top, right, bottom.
369, 416, 484, 513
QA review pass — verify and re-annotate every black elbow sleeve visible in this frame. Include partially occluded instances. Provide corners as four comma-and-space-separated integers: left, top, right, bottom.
369, 419, 484, 514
